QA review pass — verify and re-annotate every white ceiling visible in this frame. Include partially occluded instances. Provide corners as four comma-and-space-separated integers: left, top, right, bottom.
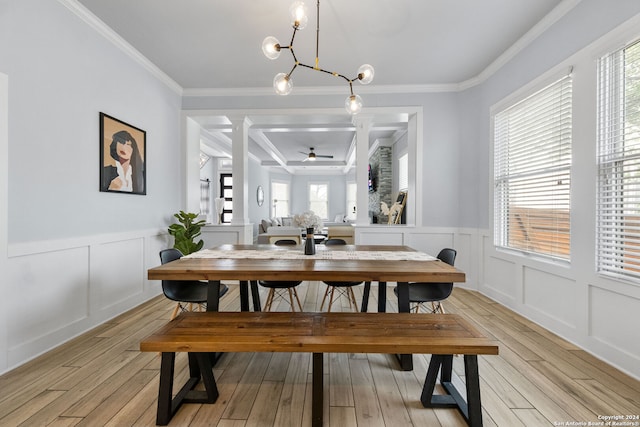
75, 0, 571, 173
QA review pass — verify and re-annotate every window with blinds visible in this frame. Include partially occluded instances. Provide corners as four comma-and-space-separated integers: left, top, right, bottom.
493, 75, 572, 260
597, 39, 640, 282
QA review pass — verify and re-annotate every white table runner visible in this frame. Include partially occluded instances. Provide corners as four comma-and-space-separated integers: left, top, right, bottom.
185, 249, 437, 261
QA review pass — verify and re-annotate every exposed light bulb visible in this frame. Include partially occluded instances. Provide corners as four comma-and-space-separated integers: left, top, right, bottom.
357, 64, 375, 85
345, 94, 363, 115
262, 36, 281, 60
289, 1, 308, 29
273, 73, 292, 95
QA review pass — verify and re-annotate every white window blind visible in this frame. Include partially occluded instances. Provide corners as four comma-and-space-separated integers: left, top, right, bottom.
494, 75, 572, 260
597, 39, 640, 282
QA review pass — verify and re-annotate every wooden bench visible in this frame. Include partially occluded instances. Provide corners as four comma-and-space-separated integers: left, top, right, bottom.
140, 311, 498, 426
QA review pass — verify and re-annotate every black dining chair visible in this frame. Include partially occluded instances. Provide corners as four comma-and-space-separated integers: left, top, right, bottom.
159, 248, 228, 320
320, 238, 370, 312
259, 239, 303, 311
393, 248, 457, 313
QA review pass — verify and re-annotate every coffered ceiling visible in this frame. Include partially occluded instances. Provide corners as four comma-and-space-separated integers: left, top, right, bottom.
74, 0, 572, 173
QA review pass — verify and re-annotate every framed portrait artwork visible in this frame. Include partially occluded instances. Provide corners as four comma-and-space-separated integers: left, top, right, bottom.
99, 112, 146, 195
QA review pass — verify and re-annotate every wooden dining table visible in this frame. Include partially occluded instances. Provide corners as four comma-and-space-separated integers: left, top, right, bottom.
147, 243, 466, 370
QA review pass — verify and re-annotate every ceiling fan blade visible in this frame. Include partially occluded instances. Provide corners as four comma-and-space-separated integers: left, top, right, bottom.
317, 154, 334, 158
298, 151, 309, 155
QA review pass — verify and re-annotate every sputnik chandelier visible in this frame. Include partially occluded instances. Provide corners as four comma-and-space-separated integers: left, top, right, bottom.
262, 0, 374, 115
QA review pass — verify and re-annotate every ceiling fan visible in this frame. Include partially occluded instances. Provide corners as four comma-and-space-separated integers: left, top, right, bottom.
299, 147, 334, 162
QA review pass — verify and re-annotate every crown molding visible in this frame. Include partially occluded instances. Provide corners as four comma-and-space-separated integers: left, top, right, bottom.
57, 0, 183, 95
458, 0, 583, 91
182, 83, 460, 98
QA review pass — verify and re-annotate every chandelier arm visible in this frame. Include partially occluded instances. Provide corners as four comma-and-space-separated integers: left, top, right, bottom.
289, 26, 299, 47
286, 62, 298, 78
297, 62, 351, 83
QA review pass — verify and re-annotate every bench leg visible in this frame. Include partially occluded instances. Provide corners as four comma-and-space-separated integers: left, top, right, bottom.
155, 352, 220, 426
420, 354, 483, 427
395, 282, 414, 371
156, 352, 176, 425
312, 353, 323, 427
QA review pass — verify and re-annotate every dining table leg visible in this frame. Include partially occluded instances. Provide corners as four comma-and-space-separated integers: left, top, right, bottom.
377, 281, 387, 312
206, 280, 221, 312
239, 281, 249, 311
396, 281, 413, 371
250, 280, 262, 311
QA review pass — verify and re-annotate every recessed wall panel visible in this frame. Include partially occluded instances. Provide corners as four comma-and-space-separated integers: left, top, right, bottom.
484, 256, 517, 300
404, 232, 454, 255
91, 238, 144, 311
590, 285, 640, 357
523, 267, 577, 328
7, 247, 89, 347
358, 232, 404, 246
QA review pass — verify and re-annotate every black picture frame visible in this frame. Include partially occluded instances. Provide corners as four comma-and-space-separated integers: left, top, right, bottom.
99, 112, 146, 195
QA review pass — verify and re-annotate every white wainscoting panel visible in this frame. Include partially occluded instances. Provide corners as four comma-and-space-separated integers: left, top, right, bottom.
589, 284, 640, 365
7, 247, 90, 360
404, 231, 455, 255
357, 229, 406, 246
480, 229, 640, 379
3, 229, 164, 374
523, 266, 578, 329
90, 238, 145, 313
483, 255, 518, 305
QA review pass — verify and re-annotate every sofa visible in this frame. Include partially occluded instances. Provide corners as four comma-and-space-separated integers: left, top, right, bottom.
256, 215, 354, 244
259, 216, 294, 234
327, 225, 355, 244
257, 217, 297, 244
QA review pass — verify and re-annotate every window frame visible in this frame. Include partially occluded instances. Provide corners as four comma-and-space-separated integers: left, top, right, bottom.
596, 38, 640, 283
271, 179, 290, 218
491, 73, 573, 261
308, 181, 329, 220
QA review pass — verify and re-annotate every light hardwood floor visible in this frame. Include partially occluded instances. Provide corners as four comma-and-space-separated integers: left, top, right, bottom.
1, 282, 638, 426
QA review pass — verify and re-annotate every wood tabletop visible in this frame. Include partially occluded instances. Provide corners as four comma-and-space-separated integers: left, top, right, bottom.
140, 311, 499, 356
148, 244, 466, 283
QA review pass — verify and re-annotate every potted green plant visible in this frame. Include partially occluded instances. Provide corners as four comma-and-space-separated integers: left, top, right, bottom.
168, 211, 205, 255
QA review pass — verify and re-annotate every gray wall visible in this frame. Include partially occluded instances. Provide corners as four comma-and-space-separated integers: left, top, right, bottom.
1, 0, 183, 244
0, 0, 182, 373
